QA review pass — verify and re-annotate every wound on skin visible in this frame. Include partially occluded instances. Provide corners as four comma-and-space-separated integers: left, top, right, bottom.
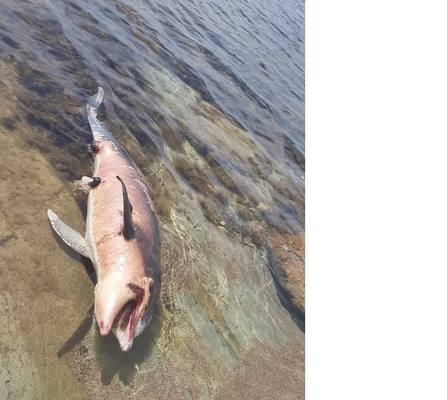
88, 143, 99, 154
88, 176, 101, 188
127, 282, 144, 295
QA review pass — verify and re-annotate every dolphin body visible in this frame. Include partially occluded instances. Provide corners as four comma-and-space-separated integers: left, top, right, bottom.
48, 87, 160, 351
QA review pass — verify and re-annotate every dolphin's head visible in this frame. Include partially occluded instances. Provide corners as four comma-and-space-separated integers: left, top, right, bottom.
94, 273, 153, 351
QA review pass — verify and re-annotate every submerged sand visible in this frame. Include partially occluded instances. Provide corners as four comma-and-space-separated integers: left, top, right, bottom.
0, 37, 304, 399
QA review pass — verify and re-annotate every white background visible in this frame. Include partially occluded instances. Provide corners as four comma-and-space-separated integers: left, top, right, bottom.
307, 0, 447, 398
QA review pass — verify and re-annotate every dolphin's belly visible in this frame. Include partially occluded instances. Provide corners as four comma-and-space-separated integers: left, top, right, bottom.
86, 149, 159, 283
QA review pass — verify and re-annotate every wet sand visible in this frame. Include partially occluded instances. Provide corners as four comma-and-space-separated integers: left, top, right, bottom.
0, 62, 304, 399
0, 64, 91, 399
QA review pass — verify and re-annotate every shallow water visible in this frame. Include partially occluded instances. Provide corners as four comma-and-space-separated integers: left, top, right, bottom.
0, 0, 304, 398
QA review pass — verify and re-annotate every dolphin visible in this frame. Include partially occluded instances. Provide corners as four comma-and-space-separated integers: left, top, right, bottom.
48, 87, 160, 351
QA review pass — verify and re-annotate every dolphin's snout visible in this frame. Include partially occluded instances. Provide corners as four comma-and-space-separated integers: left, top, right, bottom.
98, 320, 111, 336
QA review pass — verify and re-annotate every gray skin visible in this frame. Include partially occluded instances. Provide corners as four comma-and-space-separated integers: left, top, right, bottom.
48, 87, 160, 351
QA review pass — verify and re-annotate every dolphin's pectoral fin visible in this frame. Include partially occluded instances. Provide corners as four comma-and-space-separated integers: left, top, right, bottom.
47, 209, 91, 259
116, 176, 135, 240
73, 176, 101, 193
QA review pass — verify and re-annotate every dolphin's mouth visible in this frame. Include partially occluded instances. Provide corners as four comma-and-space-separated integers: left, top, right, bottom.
112, 297, 141, 351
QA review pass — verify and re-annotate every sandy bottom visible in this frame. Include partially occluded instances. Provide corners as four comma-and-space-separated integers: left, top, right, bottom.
0, 79, 92, 399
0, 57, 304, 399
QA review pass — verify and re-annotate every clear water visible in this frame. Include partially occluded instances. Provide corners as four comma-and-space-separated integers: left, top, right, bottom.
0, 0, 304, 398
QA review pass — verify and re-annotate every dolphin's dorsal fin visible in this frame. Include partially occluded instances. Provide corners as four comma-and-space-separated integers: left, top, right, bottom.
116, 176, 135, 240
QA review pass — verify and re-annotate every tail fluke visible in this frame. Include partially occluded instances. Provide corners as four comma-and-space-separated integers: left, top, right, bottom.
86, 87, 115, 142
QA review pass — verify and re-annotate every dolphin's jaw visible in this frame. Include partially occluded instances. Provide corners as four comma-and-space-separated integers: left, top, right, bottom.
110, 297, 145, 351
